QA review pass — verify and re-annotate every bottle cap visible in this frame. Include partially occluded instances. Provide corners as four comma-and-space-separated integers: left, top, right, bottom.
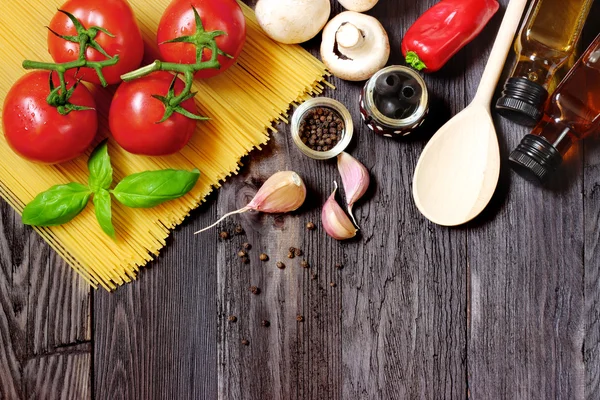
496, 77, 548, 127
509, 134, 563, 184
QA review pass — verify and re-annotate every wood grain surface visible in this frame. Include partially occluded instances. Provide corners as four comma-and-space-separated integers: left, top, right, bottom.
1, 0, 600, 399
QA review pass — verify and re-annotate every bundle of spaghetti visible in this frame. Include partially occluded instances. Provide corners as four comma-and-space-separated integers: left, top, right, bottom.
0, 1, 329, 290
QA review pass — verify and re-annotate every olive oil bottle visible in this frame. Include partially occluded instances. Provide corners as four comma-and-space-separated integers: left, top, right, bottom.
509, 33, 600, 183
496, 0, 593, 126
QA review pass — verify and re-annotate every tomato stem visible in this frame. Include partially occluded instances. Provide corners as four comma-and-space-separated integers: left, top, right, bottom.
21, 9, 120, 112
120, 5, 230, 123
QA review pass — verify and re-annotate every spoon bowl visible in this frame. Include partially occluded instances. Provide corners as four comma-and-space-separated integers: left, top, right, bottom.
412, 105, 500, 226
411, 0, 528, 226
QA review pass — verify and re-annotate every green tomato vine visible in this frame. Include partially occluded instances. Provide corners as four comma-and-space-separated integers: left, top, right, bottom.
21, 9, 119, 114
120, 6, 232, 122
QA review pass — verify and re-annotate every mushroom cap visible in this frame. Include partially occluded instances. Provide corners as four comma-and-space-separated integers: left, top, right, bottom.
338, 0, 379, 12
320, 11, 390, 81
255, 0, 331, 44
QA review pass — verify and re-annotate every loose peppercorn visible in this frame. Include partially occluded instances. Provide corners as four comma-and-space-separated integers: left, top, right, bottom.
276, 261, 285, 269
330, 282, 337, 287
259, 253, 269, 261
241, 256, 250, 264
335, 263, 343, 270
243, 242, 252, 250
237, 250, 247, 258
306, 222, 316, 230
219, 231, 229, 239
241, 339, 249, 346
296, 314, 304, 322
228, 315, 238, 322
289, 247, 296, 253
294, 248, 303, 257
234, 225, 244, 234
287, 252, 295, 259
300, 260, 309, 268
249, 286, 261, 295
261, 320, 270, 327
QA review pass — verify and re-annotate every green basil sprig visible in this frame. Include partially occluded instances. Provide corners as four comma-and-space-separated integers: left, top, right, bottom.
21, 140, 200, 239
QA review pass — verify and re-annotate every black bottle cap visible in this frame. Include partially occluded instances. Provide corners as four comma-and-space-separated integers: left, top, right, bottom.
496, 77, 548, 127
509, 134, 563, 184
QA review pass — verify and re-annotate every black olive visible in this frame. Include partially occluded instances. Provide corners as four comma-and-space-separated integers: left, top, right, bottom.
377, 96, 407, 119
374, 72, 402, 96
398, 78, 422, 104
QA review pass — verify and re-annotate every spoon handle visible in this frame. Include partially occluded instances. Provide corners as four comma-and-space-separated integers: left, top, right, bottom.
473, 0, 528, 106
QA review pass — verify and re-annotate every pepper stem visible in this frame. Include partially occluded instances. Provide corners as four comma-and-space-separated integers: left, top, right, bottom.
405, 51, 427, 71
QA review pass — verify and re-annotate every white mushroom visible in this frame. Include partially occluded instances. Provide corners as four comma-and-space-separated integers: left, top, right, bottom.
338, 0, 380, 12
320, 12, 390, 81
255, 0, 331, 44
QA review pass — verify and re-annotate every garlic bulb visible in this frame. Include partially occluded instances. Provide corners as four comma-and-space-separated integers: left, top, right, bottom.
321, 182, 357, 240
337, 152, 369, 225
195, 171, 306, 234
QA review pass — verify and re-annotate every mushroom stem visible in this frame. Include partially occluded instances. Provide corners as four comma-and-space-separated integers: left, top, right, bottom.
336, 23, 364, 50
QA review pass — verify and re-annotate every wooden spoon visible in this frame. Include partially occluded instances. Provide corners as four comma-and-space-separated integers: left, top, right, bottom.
412, 0, 528, 226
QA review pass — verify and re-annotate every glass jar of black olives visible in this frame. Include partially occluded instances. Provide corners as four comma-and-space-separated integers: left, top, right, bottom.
359, 65, 429, 138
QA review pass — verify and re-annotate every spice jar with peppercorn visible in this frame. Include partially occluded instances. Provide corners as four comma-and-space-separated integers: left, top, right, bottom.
291, 97, 353, 160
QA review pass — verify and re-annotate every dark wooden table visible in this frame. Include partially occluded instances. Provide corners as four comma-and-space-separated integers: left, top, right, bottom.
2, 0, 600, 398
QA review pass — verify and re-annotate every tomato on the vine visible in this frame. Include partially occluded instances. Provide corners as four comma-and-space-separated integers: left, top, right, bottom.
2, 71, 98, 164
157, 0, 246, 79
108, 72, 197, 156
47, 0, 144, 85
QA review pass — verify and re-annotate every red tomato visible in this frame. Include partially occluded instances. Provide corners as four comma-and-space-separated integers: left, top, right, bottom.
108, 72, 197, 156
2, 71, 98, 164
47, 0, 144, 85
157, 0, 246, 79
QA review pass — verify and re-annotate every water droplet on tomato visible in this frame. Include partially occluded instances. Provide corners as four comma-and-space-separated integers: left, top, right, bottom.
67, 49, 74, 56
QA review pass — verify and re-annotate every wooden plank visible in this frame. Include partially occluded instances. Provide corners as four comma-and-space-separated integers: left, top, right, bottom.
584, 134, 600, 399
583, 3, 600, 397
93, 202, 218, 399
215, 130, 346, 399
0, 201, 91, 399
340, 0, 467, 397
23, 343, 91, 399
467, 1, 592, 397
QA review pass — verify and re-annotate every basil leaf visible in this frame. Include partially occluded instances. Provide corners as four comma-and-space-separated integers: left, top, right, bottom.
93, 189, 115, 239
112, 169, 200, 208
22, 183, 91, 226
88, 140, 113, 191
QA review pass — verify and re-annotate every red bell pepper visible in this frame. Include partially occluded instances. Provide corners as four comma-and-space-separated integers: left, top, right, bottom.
402, 0, 500, 73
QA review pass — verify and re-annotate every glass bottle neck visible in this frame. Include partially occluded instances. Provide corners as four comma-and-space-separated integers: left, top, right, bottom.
533, 120, 574, 155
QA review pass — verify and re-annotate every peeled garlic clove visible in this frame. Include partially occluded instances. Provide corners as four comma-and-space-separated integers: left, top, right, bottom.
195, 171, 306, 234
337, 152, 369, 225
322, 182, 357, 240
248, 171, 306, 213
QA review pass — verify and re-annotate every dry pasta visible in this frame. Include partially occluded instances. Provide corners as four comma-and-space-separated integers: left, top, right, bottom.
0, 1, 329, 290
